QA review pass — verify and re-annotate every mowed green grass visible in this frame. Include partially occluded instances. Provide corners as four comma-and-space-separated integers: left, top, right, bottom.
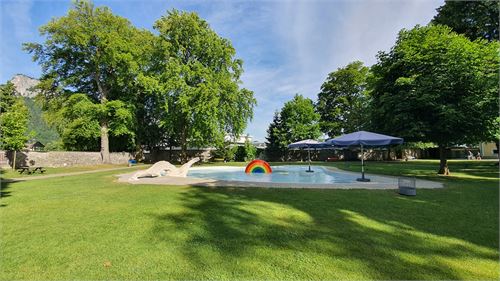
0, 161, 498, 280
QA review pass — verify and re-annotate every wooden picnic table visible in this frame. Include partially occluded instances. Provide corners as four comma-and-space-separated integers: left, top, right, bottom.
17, 166, 46, 175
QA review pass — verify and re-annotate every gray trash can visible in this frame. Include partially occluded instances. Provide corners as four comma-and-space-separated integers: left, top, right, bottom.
398, 177, 416, 196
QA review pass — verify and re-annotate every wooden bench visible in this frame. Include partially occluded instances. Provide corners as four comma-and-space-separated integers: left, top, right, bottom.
17, 166, 46, 175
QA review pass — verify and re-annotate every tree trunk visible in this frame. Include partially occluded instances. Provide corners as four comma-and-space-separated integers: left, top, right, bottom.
438, 145, 449, 175
12, 150, 17, 170
94, 73, 111, 164
169, 145, 173, 163
180, 127, 187, 164
100, 120, 111, 164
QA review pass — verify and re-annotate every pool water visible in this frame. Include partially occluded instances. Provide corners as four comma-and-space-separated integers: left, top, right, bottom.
187, 165, 358, 184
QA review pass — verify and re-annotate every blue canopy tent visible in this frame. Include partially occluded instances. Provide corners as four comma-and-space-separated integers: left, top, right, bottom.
288, 139, 326, 172
325, 131, 403, 181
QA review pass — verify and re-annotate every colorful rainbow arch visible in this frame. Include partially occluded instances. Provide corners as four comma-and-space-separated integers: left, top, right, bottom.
245, 159, 272, 174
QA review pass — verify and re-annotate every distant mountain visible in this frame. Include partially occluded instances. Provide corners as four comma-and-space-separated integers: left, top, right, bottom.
10, 74, 40, 98
7, 74, 60, 147
24, 97, 60, 146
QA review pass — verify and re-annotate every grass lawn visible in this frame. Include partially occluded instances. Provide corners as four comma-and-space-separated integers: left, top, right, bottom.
0, 164, 141, 179
0, 160, 498, 279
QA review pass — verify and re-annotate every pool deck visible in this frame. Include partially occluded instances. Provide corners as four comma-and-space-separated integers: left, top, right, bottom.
116, 166, 443, 190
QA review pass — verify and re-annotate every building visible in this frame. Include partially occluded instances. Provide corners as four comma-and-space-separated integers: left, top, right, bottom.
26, 140, 45, 152
479, 142, 498, 159
224, 134, 252, 145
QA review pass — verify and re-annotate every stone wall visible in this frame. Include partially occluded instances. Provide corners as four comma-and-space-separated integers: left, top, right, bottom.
144, 148, 214, 163
0, 148, 214, 168
1, 151, 133, 168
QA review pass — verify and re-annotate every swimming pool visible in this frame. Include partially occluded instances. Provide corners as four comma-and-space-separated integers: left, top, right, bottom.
187, 165, 359, 184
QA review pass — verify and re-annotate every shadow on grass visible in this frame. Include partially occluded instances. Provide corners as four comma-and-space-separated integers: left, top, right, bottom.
321, 160, 499, 181
0, 178, 18, 206
148, 182, 498, 279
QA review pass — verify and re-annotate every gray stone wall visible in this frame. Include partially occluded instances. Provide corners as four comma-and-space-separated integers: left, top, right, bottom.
144, 148, 214, 163
1, 151, 133, 168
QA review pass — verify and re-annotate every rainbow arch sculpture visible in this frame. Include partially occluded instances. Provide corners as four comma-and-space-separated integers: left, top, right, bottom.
245, 159, 272, 174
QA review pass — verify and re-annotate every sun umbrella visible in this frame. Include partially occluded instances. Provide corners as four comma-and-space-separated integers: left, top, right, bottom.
325, 131, 403, 181
288, 139, 325, 172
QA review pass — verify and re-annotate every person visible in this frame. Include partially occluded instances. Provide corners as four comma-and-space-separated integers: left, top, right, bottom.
467, 150, 474, 160
476, 151, 481, 160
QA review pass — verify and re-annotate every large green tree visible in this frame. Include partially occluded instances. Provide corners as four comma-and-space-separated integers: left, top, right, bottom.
24, 0, 151, 161
0, 82, 30, 169
265, 94, 321, 161
151, 10, 256, 162
316, 61, 369, 137
42, 93, 134, 151
265, 112, 287, 161
432, 0, 499, 42
370, 25, 499, 174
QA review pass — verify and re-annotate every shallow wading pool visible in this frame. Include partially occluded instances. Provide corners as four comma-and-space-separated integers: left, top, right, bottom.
187, 165, 359, 184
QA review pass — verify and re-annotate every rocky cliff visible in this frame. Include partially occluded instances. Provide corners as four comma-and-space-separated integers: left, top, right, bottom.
10, 74, 40, 98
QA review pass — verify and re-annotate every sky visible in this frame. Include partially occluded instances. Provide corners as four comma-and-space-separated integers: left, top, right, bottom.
0, 0, 444, 142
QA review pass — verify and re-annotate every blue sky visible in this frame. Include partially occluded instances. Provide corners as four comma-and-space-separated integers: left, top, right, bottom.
1, 0, 444, 141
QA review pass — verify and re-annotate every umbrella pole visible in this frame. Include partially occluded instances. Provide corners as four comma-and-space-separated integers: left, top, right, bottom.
306, 147, 313, 172
357, 144, 370, 182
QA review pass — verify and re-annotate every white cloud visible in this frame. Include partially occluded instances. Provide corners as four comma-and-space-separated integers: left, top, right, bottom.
235, 0, 444, 141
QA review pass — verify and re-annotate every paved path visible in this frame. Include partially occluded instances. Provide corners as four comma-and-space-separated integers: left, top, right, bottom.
2, 166, 137, 182
117, 166, 443, 190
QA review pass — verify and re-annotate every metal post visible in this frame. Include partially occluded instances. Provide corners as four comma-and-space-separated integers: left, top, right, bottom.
357, 144, 370, 182
361, 144, 364, 178
306, 146, 313, 172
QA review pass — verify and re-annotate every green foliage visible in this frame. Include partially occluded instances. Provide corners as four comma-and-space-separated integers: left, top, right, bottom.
42, 94, 135, 151
403, 142, 436, 150
0, 83, 29, 151
213, 141, 236, 161
57, 94, 101, 151
317, 61, 370, 137
281, 94, 321, 141
432, 0, 499, 42
266, 95, 321, 161
151, 10, 256, 161
370, 25, 499, 148
265, 112, 288, 161
23, 97, 60, 145
234, 140, 257, 162
24, 0, 149, 154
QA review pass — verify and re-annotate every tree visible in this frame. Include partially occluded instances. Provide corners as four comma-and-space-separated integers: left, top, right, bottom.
316, 61, 370, 137
265, 112, 287, 161
42, 93, 134, 151
234, 140, 257, 162
265, 94, 321, 161
151, 10, 256, 162
213, 140, 236, 162
432, 0, 499, 42
369, 25, 499, 174
0, 82, 29, 169
24, 0, 149, 161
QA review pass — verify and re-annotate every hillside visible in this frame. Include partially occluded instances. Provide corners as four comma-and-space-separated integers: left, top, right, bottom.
7, 74, 60, 147
24, 97, 60, 146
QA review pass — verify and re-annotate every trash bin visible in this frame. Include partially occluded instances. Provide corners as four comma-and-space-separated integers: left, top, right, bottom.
398, 177, 416, 196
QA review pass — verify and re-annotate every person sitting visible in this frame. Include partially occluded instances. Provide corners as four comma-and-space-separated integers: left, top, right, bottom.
476, 152, 481, 160
467, 150, 474, 160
